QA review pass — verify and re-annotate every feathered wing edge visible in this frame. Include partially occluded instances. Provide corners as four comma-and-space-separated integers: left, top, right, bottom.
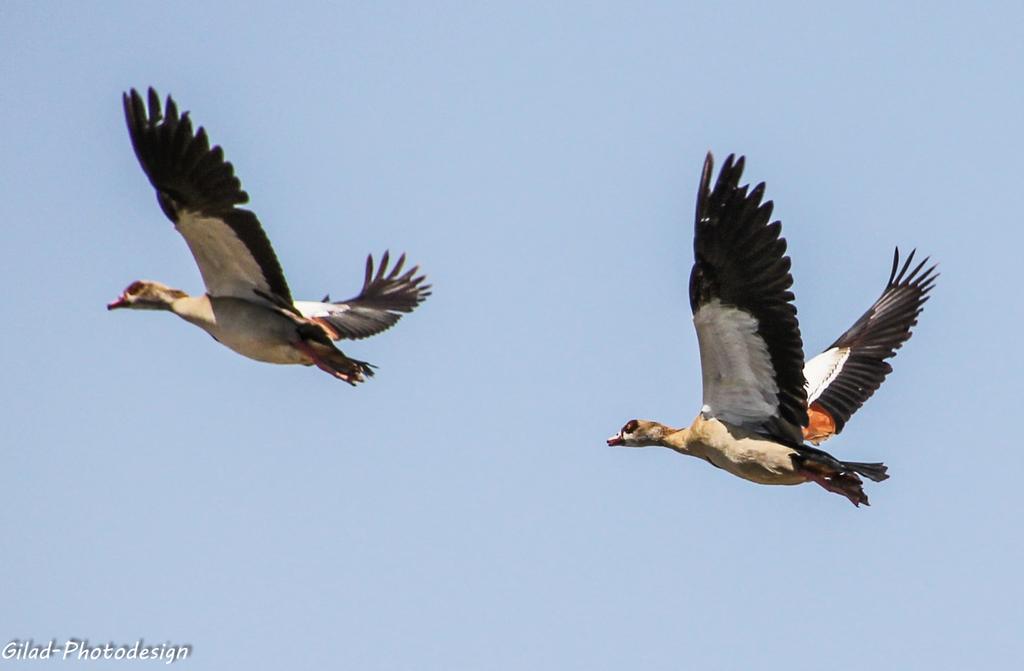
690, 152, 808, 445
803, 248, 938, 443
123, 87, 249, 217
123, 87, 295, 307
297, 251, 431, 340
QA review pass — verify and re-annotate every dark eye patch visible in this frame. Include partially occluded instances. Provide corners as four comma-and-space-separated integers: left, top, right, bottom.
623, 419, 639, 433
127, 281, 146, 294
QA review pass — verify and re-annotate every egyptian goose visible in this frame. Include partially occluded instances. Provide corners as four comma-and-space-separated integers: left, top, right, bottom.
109, 88, 430, 384
607, 153, 936, 506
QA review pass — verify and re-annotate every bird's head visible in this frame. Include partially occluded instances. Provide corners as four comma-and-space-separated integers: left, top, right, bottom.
606, 419, 671, 447
107, 280, 187, 311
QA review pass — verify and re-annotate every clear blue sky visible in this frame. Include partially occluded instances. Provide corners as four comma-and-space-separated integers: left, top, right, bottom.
2, 2, 1021, 669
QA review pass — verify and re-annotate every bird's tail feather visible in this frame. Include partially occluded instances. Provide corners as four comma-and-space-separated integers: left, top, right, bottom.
843, 460, 889, 483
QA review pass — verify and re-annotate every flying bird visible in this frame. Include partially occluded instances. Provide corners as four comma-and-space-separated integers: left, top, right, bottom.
607, 153, 936, 506
109, 88, 430, 384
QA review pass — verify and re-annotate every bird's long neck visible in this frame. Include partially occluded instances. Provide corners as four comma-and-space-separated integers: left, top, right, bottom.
170, 294, 215, 329
645, 422, 691, 452
662, 427, 692, 454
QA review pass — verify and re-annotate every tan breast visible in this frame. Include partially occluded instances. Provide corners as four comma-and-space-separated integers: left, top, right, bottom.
682, 416, 805, 486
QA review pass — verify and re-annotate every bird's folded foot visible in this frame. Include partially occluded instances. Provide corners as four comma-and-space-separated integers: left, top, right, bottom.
802, 469, 870, 507
293, 340, 374, 385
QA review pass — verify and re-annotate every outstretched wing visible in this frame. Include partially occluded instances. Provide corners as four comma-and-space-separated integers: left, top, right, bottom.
294, 251, 431, 340
123, 87, 294, 309
803, 248, 937, 444
689, 153, 807, 445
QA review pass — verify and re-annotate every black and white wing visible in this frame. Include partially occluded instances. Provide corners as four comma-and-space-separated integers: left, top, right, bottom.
689, 153, 808, 445
802, 248, 937, 444
293, 251, 431, 340
123, 87, 294, 310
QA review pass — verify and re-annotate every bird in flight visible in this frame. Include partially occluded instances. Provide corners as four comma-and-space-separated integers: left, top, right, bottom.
607, 153, 936, 506
109, 88, 430, 384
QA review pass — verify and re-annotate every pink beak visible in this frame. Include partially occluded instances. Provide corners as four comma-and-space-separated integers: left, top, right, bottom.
607, 434, 624, 446
107, 295, 128, 310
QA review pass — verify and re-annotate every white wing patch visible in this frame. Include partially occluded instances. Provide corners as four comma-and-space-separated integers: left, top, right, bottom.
693, 299, 779, 427
176, 210, 275, 301
803, 347, 850, 404
293, 300, 350, 319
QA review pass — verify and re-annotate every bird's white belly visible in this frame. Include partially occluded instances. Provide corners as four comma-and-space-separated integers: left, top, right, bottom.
175, 296, 309, 365
213, 329, 306, 364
